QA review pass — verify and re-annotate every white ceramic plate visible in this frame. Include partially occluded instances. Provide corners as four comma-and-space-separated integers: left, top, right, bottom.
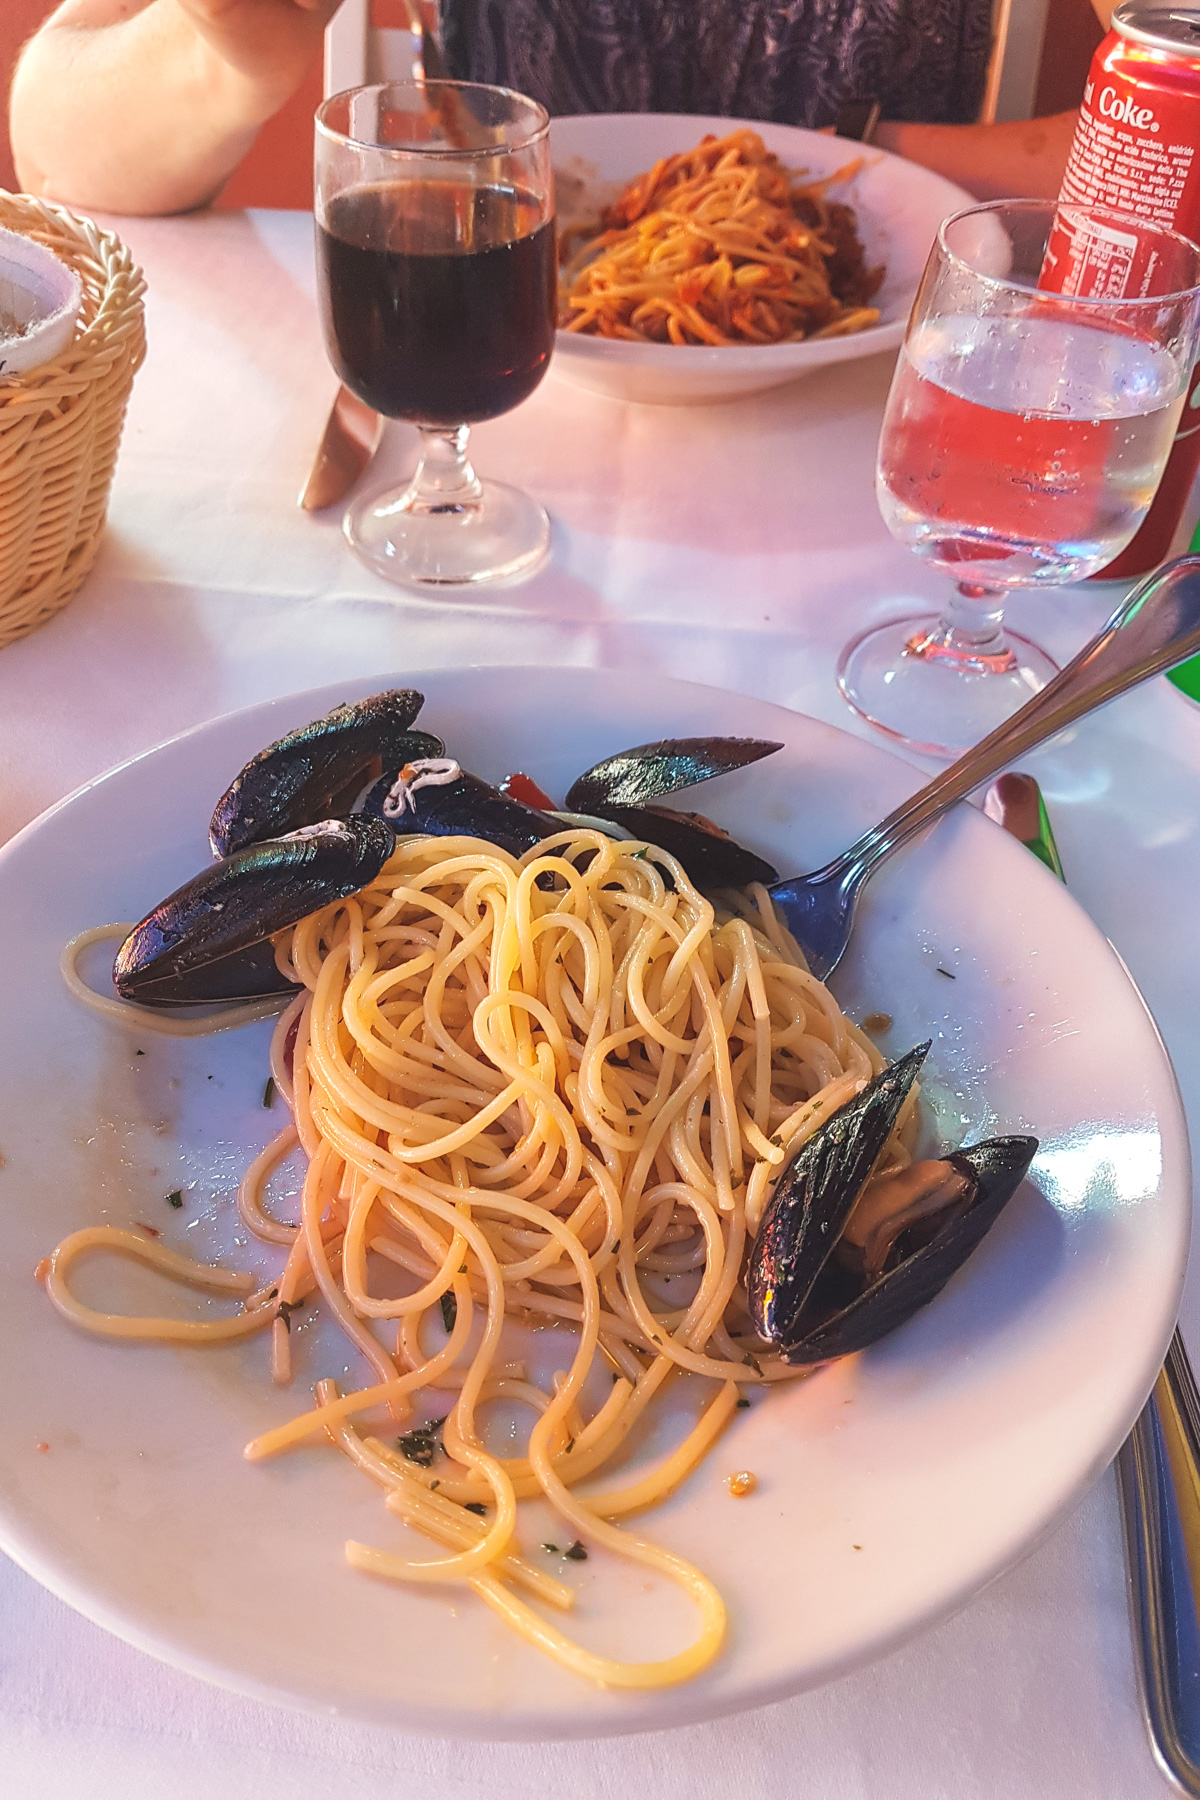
0, 666, 1188, 1739
549, 114, 973, 404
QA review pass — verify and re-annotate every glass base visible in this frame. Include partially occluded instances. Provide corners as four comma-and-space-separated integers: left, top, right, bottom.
345, 476, 550, 589
837, 614, 1059, 757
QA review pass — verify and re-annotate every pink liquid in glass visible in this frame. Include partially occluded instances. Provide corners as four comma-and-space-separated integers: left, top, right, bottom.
877, 311, 1185, 586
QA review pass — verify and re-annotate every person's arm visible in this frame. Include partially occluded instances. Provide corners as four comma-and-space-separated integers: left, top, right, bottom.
874, 0, 1112, 197
11, 0, 341, 216
873, 111, 1079, 200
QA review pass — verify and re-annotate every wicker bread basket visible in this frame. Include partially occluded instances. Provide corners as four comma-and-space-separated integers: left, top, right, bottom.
0, 192, 146, 650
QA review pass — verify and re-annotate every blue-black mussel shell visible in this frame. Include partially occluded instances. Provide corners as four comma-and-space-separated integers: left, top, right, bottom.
585, 803, 779, 886
209, 689, 438, 856
359, 767, 563, 859
563, 737, 782, 885
114, 816, 395, 1005
747, 1044, 1038, 1364
360, 767, 779, 886
565, 736, 782, 812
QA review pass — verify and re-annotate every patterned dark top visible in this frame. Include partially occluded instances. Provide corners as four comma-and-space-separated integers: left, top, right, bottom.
441, 0, 993, 129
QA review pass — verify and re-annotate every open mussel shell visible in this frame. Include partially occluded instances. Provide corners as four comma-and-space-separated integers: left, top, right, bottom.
787, 1135, 1039, 1364
749, 1045, 930, 1342
359, 767, 563, 859
565, 736, 783, 813
591, 802, 780, 886
209, 689, 430, 857
114, 816, 395, 1006
357, 742, 778, 886
747, 1043, 1039, 1365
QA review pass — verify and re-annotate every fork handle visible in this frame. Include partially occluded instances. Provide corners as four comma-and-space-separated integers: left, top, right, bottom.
834, 555, 1200, 880
1118, 1331, 1200, 1794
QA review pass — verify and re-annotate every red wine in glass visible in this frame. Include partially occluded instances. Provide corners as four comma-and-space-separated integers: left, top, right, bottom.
315, 81, 556, 589
317, 181, 556, 427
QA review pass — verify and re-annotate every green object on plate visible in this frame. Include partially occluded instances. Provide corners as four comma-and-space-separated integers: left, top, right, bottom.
988, 772, 1065, 882
1168, 520, 1200, 700
1169, 656, 1200, 702
1023, 790, 1065, 881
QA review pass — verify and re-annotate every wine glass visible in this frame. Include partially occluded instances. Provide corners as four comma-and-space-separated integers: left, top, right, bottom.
315, 82, 556, 589
838, 200, 1200, 756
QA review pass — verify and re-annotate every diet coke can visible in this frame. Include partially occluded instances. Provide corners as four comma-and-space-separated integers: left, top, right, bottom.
1042, 4, 1200, 576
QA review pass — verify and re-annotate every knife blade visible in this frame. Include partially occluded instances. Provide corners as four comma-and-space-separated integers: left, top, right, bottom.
298, 383, 384, 511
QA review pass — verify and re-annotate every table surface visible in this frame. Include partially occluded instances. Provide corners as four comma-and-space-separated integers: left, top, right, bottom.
4, 205, 1200, 1799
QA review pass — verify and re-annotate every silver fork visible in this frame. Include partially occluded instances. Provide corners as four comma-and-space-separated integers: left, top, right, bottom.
767, 554, 1200, 976
766, 552, 1200, 1786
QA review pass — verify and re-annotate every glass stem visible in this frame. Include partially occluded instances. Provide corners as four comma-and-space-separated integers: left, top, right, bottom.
904, 582, 1018, 676
405, 425, 484, 517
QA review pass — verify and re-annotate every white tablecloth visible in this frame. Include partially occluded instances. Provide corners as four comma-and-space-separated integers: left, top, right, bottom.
3, 205, 1199, 1798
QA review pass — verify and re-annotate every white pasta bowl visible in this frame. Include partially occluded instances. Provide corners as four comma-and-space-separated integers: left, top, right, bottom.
549, 113, 973, 405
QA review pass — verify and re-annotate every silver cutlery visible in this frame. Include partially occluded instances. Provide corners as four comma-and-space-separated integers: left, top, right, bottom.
298, 383, 384, 512
987, 772, 1200, 1793
768, 553, 1200, 975
768, 559, 1200, 1788
404, 0, 447, 82
1119, 1334, 1200, 1794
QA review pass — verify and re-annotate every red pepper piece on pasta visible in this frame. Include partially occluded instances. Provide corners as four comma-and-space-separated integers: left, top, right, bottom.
499, 771, 555, 811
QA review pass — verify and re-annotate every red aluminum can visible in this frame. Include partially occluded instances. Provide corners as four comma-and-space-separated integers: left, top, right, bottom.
1042, 4, 1200, 575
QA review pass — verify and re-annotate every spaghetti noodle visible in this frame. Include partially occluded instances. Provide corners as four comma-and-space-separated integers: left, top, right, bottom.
559, 129, 884, 346
47, 826, 912, 1688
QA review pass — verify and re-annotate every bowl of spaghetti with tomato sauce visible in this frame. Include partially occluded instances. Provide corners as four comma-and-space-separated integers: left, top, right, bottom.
550, 113, 974, 405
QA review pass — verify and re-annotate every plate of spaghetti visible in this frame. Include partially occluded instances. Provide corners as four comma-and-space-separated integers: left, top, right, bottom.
0, 665, 1186, 1737
550, 115, 973, 404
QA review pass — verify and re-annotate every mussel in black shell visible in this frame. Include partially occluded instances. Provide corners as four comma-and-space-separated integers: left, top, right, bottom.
359, 763, 563, 859
584, 802, 779, 886
561, 736, 784, 886
358, 740, 780, 883
565, 737, 782, 812
747, 1043, 1037, 1364
210, 690, 436, 856
114, 816, 396, 1005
